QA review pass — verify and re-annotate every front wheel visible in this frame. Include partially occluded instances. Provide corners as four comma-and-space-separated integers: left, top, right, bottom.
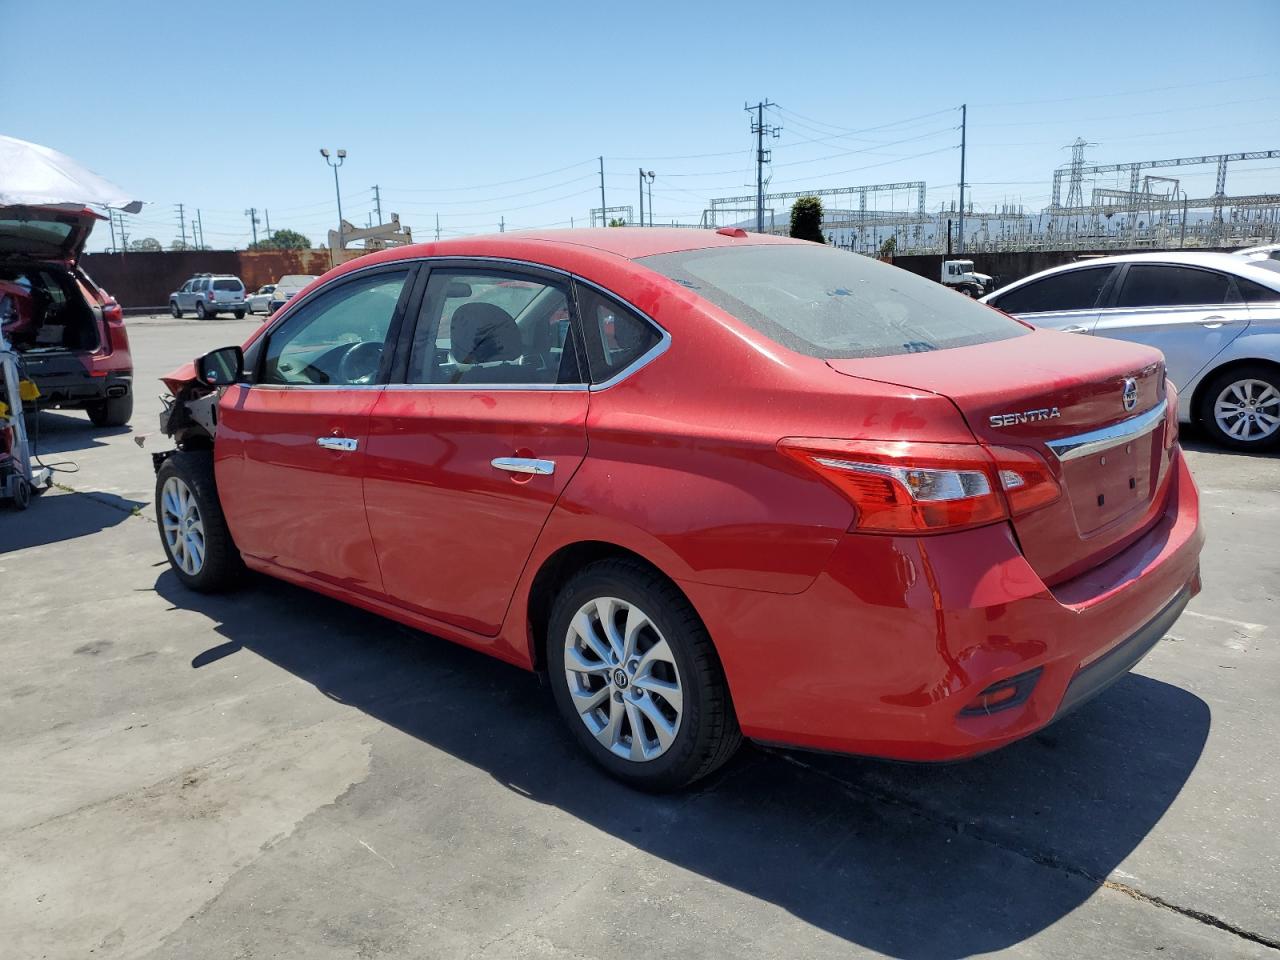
1199, 364, 1280, 451
547, 558, 741, 791
155, 451, 244, 592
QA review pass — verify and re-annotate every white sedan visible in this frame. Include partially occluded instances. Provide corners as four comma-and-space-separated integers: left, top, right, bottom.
245, 284, 276, 315
983, 251, 1280, 450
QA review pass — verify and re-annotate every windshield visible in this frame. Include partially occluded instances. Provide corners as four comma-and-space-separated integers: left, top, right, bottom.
639, 244, 1026, 359
0, 217, 75, 257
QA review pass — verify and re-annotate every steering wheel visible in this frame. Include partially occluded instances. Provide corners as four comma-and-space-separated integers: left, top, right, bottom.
337, 340, 383, 384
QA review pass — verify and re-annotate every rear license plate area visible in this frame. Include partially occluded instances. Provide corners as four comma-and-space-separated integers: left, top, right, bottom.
1064, 433, 1156, 536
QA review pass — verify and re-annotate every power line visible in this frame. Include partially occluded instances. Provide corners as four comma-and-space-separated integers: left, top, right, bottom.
972, 71, 1278, 108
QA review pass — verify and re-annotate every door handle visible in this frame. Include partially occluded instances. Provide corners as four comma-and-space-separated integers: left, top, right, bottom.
491, 457, 555, 476
316, 437, 358, 452
1200, 315, 1227, 329
1061, 324, 1090, 334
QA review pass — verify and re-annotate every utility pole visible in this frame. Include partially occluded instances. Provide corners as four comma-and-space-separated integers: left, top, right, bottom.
745, 100, 780, 233
598, 156, 606, 227
197, 209, 205, 249
108, 210, 117, 252
499, 216, 505, 233
372, 185, 382, 224
244, 207, 260, 246
958, 103, 967, 255
435, 213, 440, 241
175, 203, 187, 250
264, 209, 271, 238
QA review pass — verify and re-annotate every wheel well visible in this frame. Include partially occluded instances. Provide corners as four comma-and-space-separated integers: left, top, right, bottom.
1189, 357, 1280, 423
525, 541, 683, 672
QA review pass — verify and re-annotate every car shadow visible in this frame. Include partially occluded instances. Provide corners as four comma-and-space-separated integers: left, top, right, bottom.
1178, 421, 1277, 459
26, 409, 131, 456
162, 572, 1210, 960
2, 490, 143, 551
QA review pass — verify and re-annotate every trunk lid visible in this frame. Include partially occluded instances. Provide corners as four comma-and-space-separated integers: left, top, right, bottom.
0, 204, 102, 264
827, 328, 1176, 584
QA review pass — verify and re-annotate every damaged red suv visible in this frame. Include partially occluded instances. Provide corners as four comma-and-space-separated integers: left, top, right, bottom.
0, 204, 132, 426
154, 229, 1202, 790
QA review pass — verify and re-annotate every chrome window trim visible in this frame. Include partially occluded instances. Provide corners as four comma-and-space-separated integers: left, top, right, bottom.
382, 382, 589, 393
1045, 399, 1168, 462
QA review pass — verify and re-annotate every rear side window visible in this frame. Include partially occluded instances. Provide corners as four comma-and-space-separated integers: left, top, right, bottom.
213, 279, 242, 291
1235, 276, 1280, 303
640, 244, 1024, 359
1116, 265, 1230, 308
993, 266, 1115, 315
574, 283, 662, 382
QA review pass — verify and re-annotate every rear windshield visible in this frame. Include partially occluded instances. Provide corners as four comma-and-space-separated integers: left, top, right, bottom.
639, 244, 1026, 359
0, 218, 73, 257
213, 279, 242, 291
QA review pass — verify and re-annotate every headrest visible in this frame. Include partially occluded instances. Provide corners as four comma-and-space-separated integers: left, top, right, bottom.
450, 303, 521, 364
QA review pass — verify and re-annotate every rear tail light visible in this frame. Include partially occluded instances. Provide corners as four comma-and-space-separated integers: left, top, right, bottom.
102, 302, 123, 323
779, 438, 1060, 534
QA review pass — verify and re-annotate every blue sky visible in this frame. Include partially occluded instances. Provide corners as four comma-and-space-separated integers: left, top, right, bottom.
4, 0, 1278, 251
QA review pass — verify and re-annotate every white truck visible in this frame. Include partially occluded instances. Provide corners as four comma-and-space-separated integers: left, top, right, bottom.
940, 259, 993, 297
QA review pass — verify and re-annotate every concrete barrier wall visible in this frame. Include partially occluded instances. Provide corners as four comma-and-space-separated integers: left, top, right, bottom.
81, 249, 342, 310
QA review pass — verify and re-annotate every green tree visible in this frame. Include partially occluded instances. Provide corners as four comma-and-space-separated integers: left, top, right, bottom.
879, 235, 897, 259
789, 196, 824, 243
129, 237, 162, 252
608, 217, 626, 227
250, 228, 311, 250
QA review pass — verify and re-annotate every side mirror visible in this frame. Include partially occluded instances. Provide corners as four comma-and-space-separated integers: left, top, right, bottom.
196, 345, 244, 386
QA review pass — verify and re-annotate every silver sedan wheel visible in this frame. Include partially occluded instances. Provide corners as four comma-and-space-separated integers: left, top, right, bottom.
161, 476, 206, 576
563, 597, 684, 762
1214, 378, 1280, 443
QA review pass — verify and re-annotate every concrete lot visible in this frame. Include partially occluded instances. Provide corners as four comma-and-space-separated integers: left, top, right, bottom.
1, 313, 1277, 959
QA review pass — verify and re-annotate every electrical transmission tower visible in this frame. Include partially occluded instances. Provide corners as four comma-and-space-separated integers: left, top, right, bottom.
746, 100, 781, 233
1063, 138, 1097, 210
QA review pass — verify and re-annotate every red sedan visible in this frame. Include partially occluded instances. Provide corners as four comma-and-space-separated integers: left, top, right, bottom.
154, 229, 1203, 790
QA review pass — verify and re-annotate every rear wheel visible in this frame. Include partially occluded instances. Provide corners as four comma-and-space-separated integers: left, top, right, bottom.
156, 452, 243, 591
547, 558, 741, 791
170, 301, 182, 318
196, 301, 208, 319
234, 309, 245, 319
1200, 364, 1280, 451
86, 393, 133, 427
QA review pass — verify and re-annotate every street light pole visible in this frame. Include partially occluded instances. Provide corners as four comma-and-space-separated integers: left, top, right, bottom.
645, 170, 655, 227
320, 148, 347, 264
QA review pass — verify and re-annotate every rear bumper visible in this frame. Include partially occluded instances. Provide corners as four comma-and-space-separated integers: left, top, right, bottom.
21, 353, 132, 407
682, 448, 1203, 762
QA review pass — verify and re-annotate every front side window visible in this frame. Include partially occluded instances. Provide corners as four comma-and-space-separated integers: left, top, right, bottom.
262, 269, 409, 385
993, 266, 1115, 315
1116, 265, 1230, 308
640, 244, 1025, 359
407, 270, 582, 386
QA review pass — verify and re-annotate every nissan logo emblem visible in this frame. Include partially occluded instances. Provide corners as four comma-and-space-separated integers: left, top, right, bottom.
1122, 378, 1138, 412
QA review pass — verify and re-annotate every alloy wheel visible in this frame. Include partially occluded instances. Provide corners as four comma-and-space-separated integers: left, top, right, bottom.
563, 596, 684, 762
1214, 378, 1280, 443
161, 476, 206, 575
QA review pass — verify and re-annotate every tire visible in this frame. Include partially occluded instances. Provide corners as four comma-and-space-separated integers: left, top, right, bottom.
196, 301, 208, 320
11, 476, 31, 510
958, 284, 979, 298
155, 451, 244, 592
234, 309, 245, 319
86, 393, 133, 428
546, 558, 741, 791
1198, 364, 1280, 451
170, 300, 183, 318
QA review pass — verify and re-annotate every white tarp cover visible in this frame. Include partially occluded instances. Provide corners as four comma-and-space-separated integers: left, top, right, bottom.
0, 135, 142, 213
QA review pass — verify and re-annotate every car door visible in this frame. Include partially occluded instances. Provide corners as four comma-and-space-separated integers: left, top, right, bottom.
1094, 263, 1250, 389
986, 264, 1117, 333
363, 263, 590, 636
177, 280, 195, 310
214, 264, 417, 595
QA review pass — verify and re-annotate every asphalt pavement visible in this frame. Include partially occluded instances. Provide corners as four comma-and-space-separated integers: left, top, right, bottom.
1, 313, 1277, 959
